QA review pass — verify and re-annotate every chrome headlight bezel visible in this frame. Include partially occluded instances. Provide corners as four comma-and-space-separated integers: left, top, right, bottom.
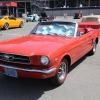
40, 56, 49, 65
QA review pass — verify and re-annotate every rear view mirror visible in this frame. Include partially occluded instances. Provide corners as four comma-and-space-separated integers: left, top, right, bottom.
79, 32, 84, 36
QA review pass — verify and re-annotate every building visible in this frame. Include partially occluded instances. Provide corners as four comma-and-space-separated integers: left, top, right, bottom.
0, 0, 100, 17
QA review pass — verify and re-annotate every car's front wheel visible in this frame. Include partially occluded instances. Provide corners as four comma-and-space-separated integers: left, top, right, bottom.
89, 41, 97, 55
50, 58, 68, 86
3, 23, 9, 30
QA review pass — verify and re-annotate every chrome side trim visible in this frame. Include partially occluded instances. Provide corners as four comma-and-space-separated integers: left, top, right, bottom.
0, 64, 56, 74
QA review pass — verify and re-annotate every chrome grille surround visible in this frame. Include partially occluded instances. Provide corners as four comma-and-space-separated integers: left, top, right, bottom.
0, 52, 30, 64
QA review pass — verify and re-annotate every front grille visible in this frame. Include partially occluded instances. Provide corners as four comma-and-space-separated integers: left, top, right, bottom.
0, 52, 30, 64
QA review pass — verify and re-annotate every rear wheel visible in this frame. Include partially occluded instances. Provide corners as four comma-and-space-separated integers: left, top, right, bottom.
50, 58, 68, 86
4, 23, 9, 30
19, 22, 24, 28
89, 41, 97, 55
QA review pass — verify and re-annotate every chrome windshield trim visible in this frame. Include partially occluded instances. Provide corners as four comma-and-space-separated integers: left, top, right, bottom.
0, 64, 56, 74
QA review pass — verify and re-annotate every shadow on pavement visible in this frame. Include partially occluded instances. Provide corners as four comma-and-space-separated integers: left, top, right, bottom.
0, 54, 88, 100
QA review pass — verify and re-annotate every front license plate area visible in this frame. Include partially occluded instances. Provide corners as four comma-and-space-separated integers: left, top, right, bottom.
4, 68, 18, 78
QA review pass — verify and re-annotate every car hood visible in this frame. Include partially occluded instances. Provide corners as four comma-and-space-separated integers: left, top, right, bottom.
0, 35, 74, 56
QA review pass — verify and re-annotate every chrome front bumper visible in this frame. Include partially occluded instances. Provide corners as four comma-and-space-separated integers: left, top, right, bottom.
0, 64, 56, 74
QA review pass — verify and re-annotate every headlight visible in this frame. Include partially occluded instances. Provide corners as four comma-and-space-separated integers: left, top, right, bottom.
40, 56, 49, 65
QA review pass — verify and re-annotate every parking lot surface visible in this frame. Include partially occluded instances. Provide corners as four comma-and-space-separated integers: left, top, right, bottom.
0, 16, 100, 100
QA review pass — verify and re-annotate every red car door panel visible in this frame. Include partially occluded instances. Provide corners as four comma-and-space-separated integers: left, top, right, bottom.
76, 32, 93, 59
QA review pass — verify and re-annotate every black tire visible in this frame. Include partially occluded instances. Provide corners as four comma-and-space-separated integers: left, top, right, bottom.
3, 23, 9, 30
50, 58, 68, 86
89, 41, 97, 55
19, 22, 24, 28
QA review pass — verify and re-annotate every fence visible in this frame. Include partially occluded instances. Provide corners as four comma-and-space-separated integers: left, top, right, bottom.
45, 7, 100, 16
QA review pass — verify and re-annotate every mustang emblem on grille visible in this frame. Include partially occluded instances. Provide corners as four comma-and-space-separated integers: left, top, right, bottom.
3, 54, 10, 59
3, 54, 14, 60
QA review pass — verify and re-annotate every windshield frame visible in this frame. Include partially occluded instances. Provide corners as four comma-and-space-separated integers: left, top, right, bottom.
30, 21, 77, 37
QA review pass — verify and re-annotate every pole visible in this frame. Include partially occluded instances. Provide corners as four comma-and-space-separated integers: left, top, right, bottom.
0, 8, 1, 15
30, 0, 32, 14
45, 0, 46, 7
7, 6, 9, 15
13, 7, 14, 16
25, 0, 26, 14
76, 0, 78, 7
54, 0, 55, 7
65, 0, 66, 7
88, 0, 90, 6
16, 8, 18, 17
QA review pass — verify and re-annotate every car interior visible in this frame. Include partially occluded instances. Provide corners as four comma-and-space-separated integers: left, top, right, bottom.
77, 22, 99, 36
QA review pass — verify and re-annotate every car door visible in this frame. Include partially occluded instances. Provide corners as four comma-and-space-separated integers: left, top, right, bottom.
8, 17, 17, 28
76, 30, 93, 60
3, 17, 9, 24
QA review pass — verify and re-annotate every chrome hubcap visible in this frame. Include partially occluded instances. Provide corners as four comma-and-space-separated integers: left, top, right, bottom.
20, 23, 23, 27
58, 61, 66, 80
93, 43, 96, 52
5, 24, 8, 29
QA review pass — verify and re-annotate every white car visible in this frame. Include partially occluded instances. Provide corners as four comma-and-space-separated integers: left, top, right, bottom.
26, 14, 40, 22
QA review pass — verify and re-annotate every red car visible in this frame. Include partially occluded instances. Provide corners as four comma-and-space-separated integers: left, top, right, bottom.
74, 13, 82, 19
0, 21, 99, 86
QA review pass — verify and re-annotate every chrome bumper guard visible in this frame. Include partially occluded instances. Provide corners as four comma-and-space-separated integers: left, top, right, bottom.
0, 64, 56, 74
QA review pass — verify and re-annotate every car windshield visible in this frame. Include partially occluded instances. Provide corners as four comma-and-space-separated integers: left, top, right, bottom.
30, 22, 76, 37
28, 15, 33, 17
0, 16, 4, 19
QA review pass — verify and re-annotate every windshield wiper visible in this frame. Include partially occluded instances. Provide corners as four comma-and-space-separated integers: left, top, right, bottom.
31, 33, 45, 35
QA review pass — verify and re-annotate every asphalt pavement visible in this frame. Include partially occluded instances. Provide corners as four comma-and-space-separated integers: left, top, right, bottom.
0, 16, 100, 100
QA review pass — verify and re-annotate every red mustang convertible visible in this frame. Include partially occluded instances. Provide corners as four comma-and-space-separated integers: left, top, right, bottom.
0, 21, 100, 85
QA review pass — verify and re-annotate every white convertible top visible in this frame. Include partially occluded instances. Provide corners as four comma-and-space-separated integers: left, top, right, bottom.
82, 15, 100, 22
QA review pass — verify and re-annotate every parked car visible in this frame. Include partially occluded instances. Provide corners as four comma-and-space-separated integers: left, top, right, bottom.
0, 21, 99, 86
26, 14, 40, 22
0, 15, 24, 30
74, 13, 82, 19
39, 12, 54, 21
